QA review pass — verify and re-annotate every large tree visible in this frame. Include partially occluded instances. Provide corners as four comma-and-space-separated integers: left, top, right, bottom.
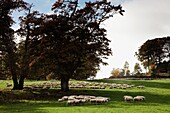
25, 0, 124, 91
136, 37, 170, 74
0, 0, 28, 89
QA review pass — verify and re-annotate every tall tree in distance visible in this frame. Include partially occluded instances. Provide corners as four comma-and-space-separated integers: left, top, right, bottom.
123, 61, 129, 76
133, 63, 142, 76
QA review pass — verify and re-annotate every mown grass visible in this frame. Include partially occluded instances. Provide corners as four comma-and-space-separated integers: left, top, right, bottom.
0, 79, 170, 113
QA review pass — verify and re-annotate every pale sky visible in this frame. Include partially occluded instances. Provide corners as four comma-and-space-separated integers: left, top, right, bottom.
12, 0, 170, 79
97, 0, 170, 79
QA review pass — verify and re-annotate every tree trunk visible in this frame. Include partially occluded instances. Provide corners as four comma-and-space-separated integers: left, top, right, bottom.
18, 61, 29, 89
12, 76, 19, 90
8, 52, 19, 90
61, 76, 69, 92
19, 76, 25, 89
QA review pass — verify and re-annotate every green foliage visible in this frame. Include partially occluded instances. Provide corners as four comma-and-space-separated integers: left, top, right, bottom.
0, 0, 124, 91
133, 63, 142, 76
136, 37, 170, 74
19, 0, 124, 91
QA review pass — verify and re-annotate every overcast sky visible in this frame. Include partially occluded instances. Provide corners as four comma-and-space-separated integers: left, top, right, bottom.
96, 0, 170, 79
13, 0, 170, 79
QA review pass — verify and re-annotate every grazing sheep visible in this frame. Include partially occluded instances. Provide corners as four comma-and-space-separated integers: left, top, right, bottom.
137, 86, 145, 89
90, 99, 97, 103
60, 95, 110, 105
75, 95, 84, 99
6, 83, 12, 87
61, 96, 69, 100
88, 96, 96, 99
67, 100, 75, 105
84, 96, 91, 101
58, 98, 64, 102
67, 99, 80, 105
95, 97, 109, 103
74, 99, 80, 104
134, 96, 145, 101
90, 97, 110, 103
68, 96, 75, 100
123, 96, 133, 102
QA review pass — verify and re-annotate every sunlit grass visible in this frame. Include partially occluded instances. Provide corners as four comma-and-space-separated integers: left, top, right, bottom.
0, 79, 170, 113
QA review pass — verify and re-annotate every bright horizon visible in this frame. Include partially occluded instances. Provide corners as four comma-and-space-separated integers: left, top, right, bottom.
12, 0, 170, 79
96, 0, 170, 79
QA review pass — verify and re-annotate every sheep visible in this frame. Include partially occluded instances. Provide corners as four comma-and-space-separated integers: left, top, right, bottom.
123, 96, 134, 102
58, 96, 71, 102
79, 99, 86, 103
90, 97, 110, 103
84, 96, 91, 101
61, 96, 69, 100
6, 83, 12, 87
134, 96, 145, 101
75, 95, 85, 99
88, 96, 96, 99
68, 96, 75, 100
60, 95, 110, 105
58, 98, 64, 102
95, 97, 109, 103
137, 85, 145, 89
74, 99, 81, 104
67, 99, 80, 105
67, 100, 75, 105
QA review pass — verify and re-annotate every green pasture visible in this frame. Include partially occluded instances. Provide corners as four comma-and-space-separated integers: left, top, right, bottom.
0, 79, 170, 113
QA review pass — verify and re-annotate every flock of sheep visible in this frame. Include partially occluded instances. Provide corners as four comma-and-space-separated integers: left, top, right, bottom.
19, 81, 145, 91
6, 81, 146, 105
58, 95, 110, 105
68, 81, 139, 89
57, 95, 146, 105
124, 95, 145, 102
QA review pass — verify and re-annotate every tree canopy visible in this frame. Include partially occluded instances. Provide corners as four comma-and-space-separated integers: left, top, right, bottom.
0, 0, 124, 91
136, 37, 170, 75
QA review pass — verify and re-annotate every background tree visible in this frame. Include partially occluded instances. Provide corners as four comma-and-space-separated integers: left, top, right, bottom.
111, 68, 121, 77
16, 6, 45, 89
123, 61, 129, 76
0, 0, 28, 89
26, 0, 124, 91
133, 63, 142, 76
0, 52, 10, 79
136, 37, 170, 76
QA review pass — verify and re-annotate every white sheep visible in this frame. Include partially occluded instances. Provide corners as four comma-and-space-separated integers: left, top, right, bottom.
134, 96, 145, 101
61, 96, 69, 100
67, 100, 75, 105
74, 99, 80, 104
58, 98, 64, 102
90, 99, 97, 103
68, 96, 75, 100
96, 98, 109, 103
137, 86, 145, 89
90, 97, 110, 103
6, 83, 12, 87
123, 96, 134, 102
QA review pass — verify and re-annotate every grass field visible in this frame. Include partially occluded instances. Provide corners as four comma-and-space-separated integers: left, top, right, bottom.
0, 79, 170, 113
